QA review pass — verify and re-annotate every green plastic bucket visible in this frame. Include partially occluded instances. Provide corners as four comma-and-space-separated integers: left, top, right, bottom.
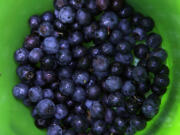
0, 0, 179, 135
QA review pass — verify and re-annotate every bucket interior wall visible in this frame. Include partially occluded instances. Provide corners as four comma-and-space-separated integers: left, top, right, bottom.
0, 0, 180, 135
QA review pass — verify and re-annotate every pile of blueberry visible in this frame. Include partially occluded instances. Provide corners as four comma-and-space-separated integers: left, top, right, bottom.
13, 0, 170, 135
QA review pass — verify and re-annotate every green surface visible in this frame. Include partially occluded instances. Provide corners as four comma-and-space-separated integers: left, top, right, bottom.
0, 0, 179, 135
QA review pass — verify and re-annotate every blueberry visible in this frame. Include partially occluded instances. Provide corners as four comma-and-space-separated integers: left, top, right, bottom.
23, 35, 40, 50
36, 99, 56, 118
72, 71, 89, 85
23, 98, 32, 107
109, 126, 118, 134
28, 48, 43, 63
35, 118, 50, 129
90, 101, 104, 119
29, 15, 41, 29
77, 57, 90, 69
111, 62, 123, 75
147, 94, 161, 105
63, 130, 76, 135
66, 100, 75, 108
119, 4, 133, 18
72, 45, 86, 58
54, 20, 67, 31
141, 16, 154, 32
47, 125, 62, 135
59, 39, 70, 50
76, 8, 91, 26
51, 119, 61, 126
13, 83, 28, 100
124, 35, 136, 45
132, 66, 148, 83
32, 108, 38, 119
69, 0, 85, 9
125, 126, 136, 135
43, 88, 54, 99
42, 71, 56, 83
50, 82, 59, 91
132, 27, 146, 41
86, 75, 97, 88
68, 61, 77, 69
56, 49, 72, 66
105, 108, 114, 124
94, 71, 109, 81
90, 47, 101, 57
100, 42, 114, 55
58, 67, 72, 79
92, 55, 110, 72
83, 22, 98, 41
116, 41, 132, 54
134, 44, 149, 59
154, 74, 169, 88
34, 70, 46, 86
72, 115, 87, 132
41, 11, 54, 22
54, 9, 59, 18
129, 116, 146, 131
137, 59, 147, 67
94, 27, 108, 43
64, 113, 75, 126
68, 31, 83, 46
136, 81, 150, 95
147, 56, 162, 73
114, 117, 126, 131
151, 85, 166, 96
132, 13, 143, 26
71, 22, 81, 31
54, 0, 68, 10
38, 22, 54, 37
102, 94, 109, 105
28, 86, 43, 103
115, 106, 129, 118
14, 48, 29, 64
53, 32, 61, 39
17, 65, 35, 83
92, 120, 106, 135
85, 100, 94, 109
103, 76, 122, 92
96, 0, 110, 11
54, 91, 67, 103
59, 79, 75, 96
126, 98, 139, 114
146, 33, 162, 49
150, 48, 168, 62
111, 0, 124, 11
55, 104, 68, 120
109, 30, 123, 44
87, 85, 101, 99
42, 37, 59, 54
72, 86, 86, 102
74, 105, 86, 114
115, 53, 133, 65
121, 81, 136, 97
58, 6, 75, 24
107, 92, 124, 106
142, 98, 159, 119
134, 95, 145, 106
159, 65, 169, 75
118, 19, 132, 35
100, 11, 118, 29
41, 56, 56, 70
86, 0, 99, 14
